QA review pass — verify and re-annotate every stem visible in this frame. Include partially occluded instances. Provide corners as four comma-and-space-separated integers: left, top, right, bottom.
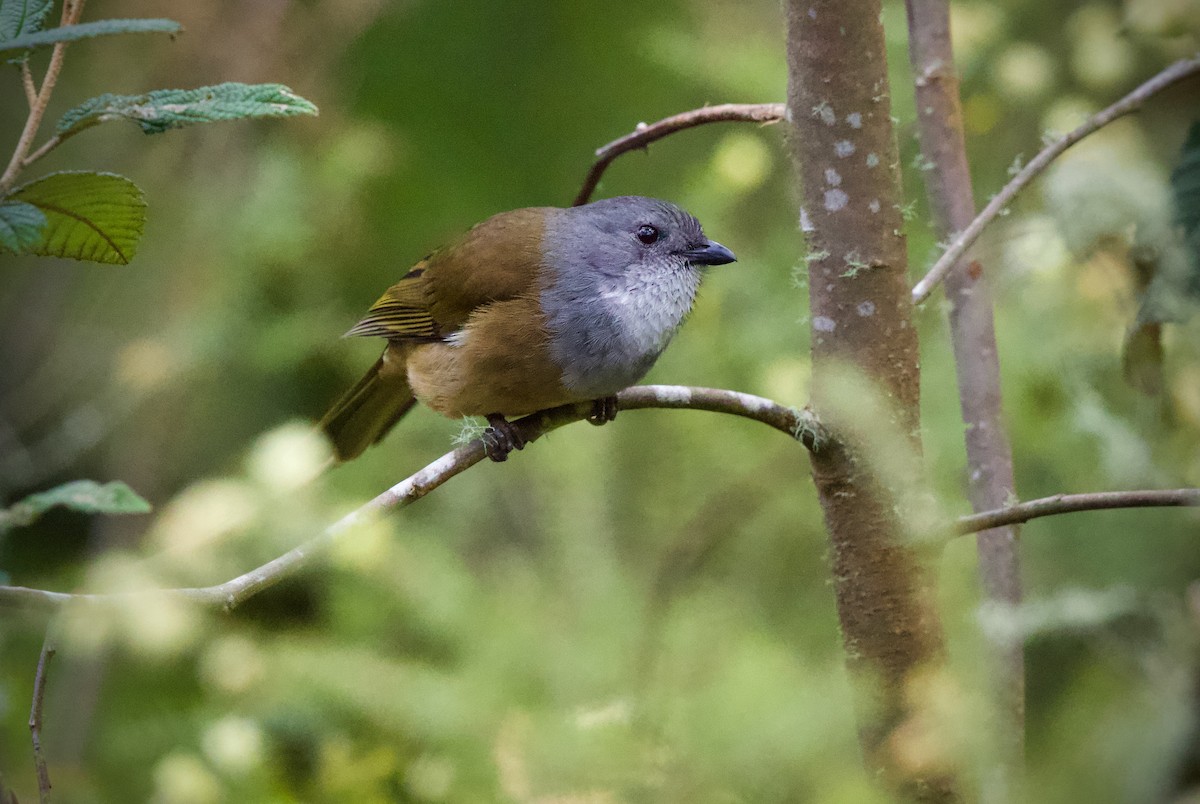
0, 386, 823, 612
0, 0, 88, 195
21, 61, 38, 109
904, 0, 1023, 795
29, 632, 56, 804
955, 489, 1200, 535
911, 55, 1200, 305
573, 103, 784, 206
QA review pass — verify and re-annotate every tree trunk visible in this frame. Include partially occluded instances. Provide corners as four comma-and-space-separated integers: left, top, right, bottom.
904, 1, 1023, 797
784, 1, 958, 798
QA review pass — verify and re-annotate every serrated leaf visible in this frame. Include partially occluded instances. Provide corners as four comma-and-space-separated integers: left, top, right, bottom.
0, 17, 180, 55
0, 0, 54, 41
0, 199, 46, 253
0, 480, 151, 533
11, 171, 145, 264
58, 82, 319, 136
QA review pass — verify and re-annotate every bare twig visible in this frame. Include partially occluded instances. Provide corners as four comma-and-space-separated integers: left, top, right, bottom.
911, 55, 1200, 304
0, 385, 822, 612
955, 489, 1200, 535
0, 0, 88, 194
29, 631, 57, 804
905, 0, 1023, 792
573, 103, 785, 206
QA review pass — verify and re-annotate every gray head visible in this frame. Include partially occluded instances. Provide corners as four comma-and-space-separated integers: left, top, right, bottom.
557, 196, 736, 277
540, 196, 735, 398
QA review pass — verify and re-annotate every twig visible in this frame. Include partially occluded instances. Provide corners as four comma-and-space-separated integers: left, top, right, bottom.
22, 132, 70, 169
954, 489, 1200, 535
0, 385, 822, 612
0, 0, 88, 195
911, 55, 1200, 305
573, 103, 785, 206
29, 631, 57, 804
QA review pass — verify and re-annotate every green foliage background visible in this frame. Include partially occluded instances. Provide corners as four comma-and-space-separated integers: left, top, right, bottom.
2, 0, 1200, 801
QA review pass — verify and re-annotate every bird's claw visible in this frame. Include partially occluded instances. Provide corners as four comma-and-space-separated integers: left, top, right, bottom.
587, 396, 619, 426
483, 414, 526, 462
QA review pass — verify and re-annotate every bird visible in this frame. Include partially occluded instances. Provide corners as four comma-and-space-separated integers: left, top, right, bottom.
319, 195, 736, 463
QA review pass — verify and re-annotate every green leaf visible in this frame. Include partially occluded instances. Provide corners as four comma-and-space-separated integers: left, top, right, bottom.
11, 171, 146, 264
0, 199, 47, 253
0, 17, 180, 55
0, 480, 151, 533
0, 0, 54, 41
1172, 121, 1200, 242
57, 82, 319, 136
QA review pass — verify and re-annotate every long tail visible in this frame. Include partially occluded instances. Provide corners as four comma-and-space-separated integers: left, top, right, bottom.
319, 355, 417, 462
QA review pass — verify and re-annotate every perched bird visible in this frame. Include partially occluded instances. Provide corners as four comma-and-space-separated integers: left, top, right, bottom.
319, 196, 736, 462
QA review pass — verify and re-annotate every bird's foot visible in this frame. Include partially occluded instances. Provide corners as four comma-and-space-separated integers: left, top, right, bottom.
587, 395, 619, 426
483, 413, 526, 462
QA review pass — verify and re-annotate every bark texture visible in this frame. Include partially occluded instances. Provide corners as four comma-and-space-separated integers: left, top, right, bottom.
785, 1, 956, 798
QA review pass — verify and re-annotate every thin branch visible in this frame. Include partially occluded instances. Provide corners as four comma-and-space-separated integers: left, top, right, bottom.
0, 385, 822, 612
0, 0, 88, 195
573, 103, 785, 206
955, 489, 1200, 535
21, 60, 38, 109
22, 132, 70, 169
29, 631, 56, 804
911, 55, 1200, 305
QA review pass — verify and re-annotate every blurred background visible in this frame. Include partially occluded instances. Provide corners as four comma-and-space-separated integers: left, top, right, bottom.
2, 0, 1200, 800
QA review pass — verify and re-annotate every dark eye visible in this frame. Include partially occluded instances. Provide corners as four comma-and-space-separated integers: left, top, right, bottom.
636, 224, 659, 245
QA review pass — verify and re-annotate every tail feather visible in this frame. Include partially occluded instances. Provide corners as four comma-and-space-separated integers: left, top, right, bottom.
319, 356, 417, 462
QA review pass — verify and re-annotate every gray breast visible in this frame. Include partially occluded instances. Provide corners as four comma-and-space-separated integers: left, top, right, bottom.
540, 252, 701, 399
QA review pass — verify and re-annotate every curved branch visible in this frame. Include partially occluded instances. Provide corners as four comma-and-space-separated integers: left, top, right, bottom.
911, 55, 1200, 305
573, 103, 785, 206
0, 385, 821, 612
954, 489, 1200, 535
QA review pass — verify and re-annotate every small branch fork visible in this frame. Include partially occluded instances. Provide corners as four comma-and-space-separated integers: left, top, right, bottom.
0, 0, 89, 195
911, 54, 1200, 304
573, 103, 785, 206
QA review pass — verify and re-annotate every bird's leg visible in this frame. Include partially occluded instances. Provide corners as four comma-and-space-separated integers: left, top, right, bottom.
483, 413, 526, 462
587, 395, 619, 426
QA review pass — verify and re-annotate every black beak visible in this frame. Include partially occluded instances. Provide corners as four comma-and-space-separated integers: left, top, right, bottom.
682, 239, 737, 266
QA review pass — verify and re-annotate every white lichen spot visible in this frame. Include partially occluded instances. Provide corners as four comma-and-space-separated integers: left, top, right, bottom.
813, 316, 836, 332
799, 207, 814, 233
846, 112, 863, 129
868, 199, 881, 213
812, 101, 836, 126
856, 300, 876, 317
808, 6, 817, 18
655, 386, 692, 404
824, 188, 849, 212
866, 152, 880, 168
824, 168, 842, 186
834, 140, 855, 158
